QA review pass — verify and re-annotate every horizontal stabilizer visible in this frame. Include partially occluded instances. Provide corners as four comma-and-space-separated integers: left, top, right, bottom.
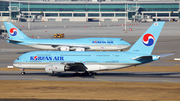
8, 39, 24, 43
159, 53, 174, 58
132, 56, 152, 61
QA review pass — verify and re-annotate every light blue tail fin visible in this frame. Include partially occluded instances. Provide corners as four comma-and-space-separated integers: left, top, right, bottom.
127, 21, 165, 55
3, 22, 30, 40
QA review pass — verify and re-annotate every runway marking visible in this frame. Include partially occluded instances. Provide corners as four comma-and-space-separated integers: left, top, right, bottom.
175, 64, 179, 66
33, 78, 46, 81
96, 79, 111, 82
163, 80, 179, 84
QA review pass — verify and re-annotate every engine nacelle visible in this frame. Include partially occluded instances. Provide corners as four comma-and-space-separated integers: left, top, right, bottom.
45, 63, 65, 73
60, 46, 69, 51
75, 48, 85, 51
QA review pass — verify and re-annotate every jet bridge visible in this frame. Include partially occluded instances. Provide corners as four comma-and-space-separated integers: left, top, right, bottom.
128, 6, 153, 22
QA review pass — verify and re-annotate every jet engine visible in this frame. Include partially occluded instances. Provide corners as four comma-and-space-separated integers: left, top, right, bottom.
60, 46, 69, 51
75, 48, 85, 51
45, 63, 66, 73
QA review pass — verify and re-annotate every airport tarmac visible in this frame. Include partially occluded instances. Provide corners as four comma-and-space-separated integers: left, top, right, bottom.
0, 71, 180, 83
0, 21, 180, 81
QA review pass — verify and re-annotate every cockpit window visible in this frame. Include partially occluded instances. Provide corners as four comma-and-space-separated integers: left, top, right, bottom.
17, 58, 19, 60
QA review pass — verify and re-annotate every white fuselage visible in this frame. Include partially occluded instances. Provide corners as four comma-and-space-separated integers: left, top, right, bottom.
26, 44, 129, 51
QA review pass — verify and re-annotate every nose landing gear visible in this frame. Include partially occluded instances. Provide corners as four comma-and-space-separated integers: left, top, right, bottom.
21, 69, 26, 75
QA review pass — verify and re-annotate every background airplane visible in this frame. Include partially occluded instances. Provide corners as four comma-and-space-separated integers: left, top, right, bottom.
3, 22, 130, 51
13, 22, 173, 75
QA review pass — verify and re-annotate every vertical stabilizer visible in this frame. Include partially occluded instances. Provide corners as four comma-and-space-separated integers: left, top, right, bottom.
3, 22, 30, 40
127, 22, 165, 55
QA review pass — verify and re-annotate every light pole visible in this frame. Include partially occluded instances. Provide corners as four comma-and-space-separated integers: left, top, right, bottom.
28, 2, 30, 30
99, 0, 101, 27
125, 3, 126, 31
179, 1, 180, 21
86, 0, 87, 21
9, 0, 11, 22
18, 1, 20, 22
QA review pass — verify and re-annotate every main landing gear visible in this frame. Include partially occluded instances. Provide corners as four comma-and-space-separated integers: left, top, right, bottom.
21, 69, 26, 75
73, 71, 97, 76
83, 71, 97, 76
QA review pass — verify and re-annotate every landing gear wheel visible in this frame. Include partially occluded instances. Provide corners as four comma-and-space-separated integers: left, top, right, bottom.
83, 71, 97, 76
89, 71, 97, 76
21, 72, 26, 75
83, 71, 90, 76
21, 69, 25, 75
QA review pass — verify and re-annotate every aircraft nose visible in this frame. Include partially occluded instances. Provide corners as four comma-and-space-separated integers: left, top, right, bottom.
122, 41, 131, 48
13, 61, 18, 67
13, 61, 23, 68
13, 58, 21, 67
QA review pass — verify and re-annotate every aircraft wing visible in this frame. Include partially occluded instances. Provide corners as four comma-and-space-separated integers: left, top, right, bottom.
65, 62, 88, 71
33, 43, 90, 49
51, 45, 90, 49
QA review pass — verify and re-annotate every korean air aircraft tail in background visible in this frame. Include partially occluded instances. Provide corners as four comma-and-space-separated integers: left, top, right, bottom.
4, 22, 30, 40
127, 22, 164, 55
3, 22, 131, 51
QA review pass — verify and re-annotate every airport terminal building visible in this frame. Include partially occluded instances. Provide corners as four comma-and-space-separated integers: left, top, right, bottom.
0, 0, 180, 22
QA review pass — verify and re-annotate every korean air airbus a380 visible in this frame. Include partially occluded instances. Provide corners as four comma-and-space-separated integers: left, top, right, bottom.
3, 22, 130, 51
13, 22, 173, 75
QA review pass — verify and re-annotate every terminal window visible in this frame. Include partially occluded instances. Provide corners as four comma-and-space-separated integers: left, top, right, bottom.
59, 13, 72, 17
2, 13, 9, 16
73, 13, 85, 17
88, 13, 99, 17
157, 13, 169, 17
171, 13, 178, 17
116, 13, 125, 17
31, 13, 44, 16
102, 13, 114, 17
45, 13, 58, 17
